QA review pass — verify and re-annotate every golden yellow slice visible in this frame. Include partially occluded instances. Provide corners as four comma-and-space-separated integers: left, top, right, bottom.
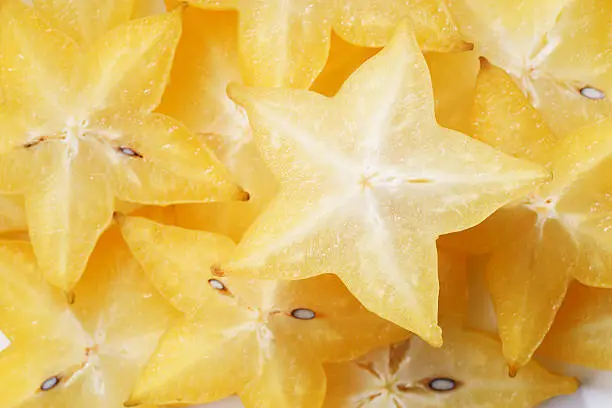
444, 60, 612, 371
188, 0, 469, 88
157, 6, 277, 241
223, 23, 547, 345
539, 283, 612, 370
0, 231, 176, 408
0, 1, 244, 290
311, 37, 479, 133
448, 0, 612, 135
425, 50, 480, 133
310, 32, 380, 98
333, 0, 470, 51
324, 325, 578, 408
118, 215, 408, 408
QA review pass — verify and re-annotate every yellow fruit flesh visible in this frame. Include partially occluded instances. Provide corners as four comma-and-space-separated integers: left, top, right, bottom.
224, 23, 547, 344
448, 0, 612, 135
442, 59, 612, 369
157, 7, 277, 241
539, 282, 612, 370
119, 216, 408, 407
333, 0, 470, 52
0, 232, 174, 408
324, 326, 577, 408
0, 1, 243, 290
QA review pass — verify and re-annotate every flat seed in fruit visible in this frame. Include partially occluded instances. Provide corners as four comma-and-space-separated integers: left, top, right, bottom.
443, 59, 612, 370
118, 216, 408, 408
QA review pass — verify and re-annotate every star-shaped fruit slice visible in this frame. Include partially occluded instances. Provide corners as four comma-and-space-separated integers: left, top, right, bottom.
157, 6, 277, 241
445, 60, 612, 371
187, 0, 470, 88
323, 325, 578, 408
0, 0, 245, 291
223, 23, 548, 344
539, 283, 612, 370
0, 230, 176, 408
118, 215, 408, 408
448, 0, 612, 134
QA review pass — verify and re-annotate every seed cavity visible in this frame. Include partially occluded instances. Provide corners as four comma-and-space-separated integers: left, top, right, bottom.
117, 146, 143, 158
208, 279, 226, 291
579, 86, 605, 100
40, 376, 61, 391
290, 308, 316, 320
428, 377, 458, 392
24, 136, 48, 148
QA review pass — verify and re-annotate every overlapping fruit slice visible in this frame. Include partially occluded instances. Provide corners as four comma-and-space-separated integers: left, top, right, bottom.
30, 0, 164, 46
118, 216, 408, 408
310, 35, 479, 133
445, 60, 612, 371
323, 250, 577, 408
157, 6, 277, 241
0, 230, 176, 408
187, 0, 469, 88
0, 0, 245, 290
448, 0, 612, 134
323, 326, 577, 408
539, 283, 612, 370
222, 23, 548, 344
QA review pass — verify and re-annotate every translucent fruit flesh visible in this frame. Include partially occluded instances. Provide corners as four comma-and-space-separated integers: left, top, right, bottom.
448, 0, 612, 135
119, 216, 408, 408
157, 6, 278, 241
223, 23, 548, 344
323, 326, 578, 408
443, 60, 612, 370
0, 0, 244, 290
0, 231, 176, 408
539, 282, 612, 370
188, 0, 470, 88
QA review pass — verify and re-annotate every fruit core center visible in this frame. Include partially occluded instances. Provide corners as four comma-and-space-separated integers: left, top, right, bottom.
524, 196, 558, 226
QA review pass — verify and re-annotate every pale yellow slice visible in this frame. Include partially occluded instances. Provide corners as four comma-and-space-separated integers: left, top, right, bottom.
224, 23, 547, 345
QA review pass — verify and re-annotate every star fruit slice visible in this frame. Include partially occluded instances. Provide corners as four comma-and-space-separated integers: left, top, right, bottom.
31, 0, 164, 46
0, 230, 176, 408
188, 0, 469, 88
539, 282, 612, 370
448, 0, 612, 135
310, 34, 479, 134
118, 215, 408, 408
323, 325, 578, 408
444, 60, 612, 371
0, 0, 245, 291
223, 23, 548, 344
157, 6, 277, 241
